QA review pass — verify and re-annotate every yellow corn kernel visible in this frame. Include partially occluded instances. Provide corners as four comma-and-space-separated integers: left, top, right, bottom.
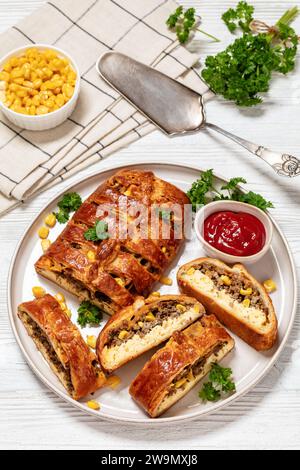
55, 94, 65, 107
242, 298, 251, 308
86, 400, 100, 411
187, 267, 195, 276
87, 250, 96, 262
150, 291, 160, 297
86, 335, 97, 349
44, 49, 57, 60
193, 303, 201, 313
3, 62, 12, 72
175, 378, 187, 388
32, 95, 40, 106
32, 286, 46, 299
145, 312, 156, 322
240, 287, 253, 296
11, 68, 23, 79
187, 369, 194, 382
176, 304, 186, 313
23, 80, 34, 89
115, 277, 125, 287
263, 279, 277, 293
59, 302, 67, 311
105, 375, 121, 389
160, 276, 173, 286
0, 71, 10, 82
161, 246, 167, 253
38, 226, 49, 239
220, 275, 232, 286
44, 212, 56, 227
41, 239, 51, 253
55, 292, 65, 303
13, 77, 25, 85
118, 330, 129, 340
123, 189, 131, 196
29, 105, 36, 115
138, 321, 144, 328
32, 78, 42, 89
65, 309, 72, 318
36, 105, 49, 115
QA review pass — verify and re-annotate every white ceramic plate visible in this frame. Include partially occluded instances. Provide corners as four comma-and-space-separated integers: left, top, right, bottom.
8, 161, 297, 424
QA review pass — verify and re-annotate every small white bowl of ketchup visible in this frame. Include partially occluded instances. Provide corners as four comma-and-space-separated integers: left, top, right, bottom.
194, 200, 273, 264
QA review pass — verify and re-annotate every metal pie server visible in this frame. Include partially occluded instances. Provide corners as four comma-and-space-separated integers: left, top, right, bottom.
96, 51, 300, 178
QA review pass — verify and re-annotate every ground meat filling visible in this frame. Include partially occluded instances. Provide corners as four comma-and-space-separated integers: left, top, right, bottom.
166, 342, 227, 397
195, 263, 268, 316
20, 311, 74, 394
106, 300, 195, 348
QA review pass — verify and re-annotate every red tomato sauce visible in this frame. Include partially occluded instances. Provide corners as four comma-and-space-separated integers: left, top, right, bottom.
203, 211, 266, 257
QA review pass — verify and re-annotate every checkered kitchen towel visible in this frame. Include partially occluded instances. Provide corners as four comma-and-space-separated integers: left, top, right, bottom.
0, 0, 210, 215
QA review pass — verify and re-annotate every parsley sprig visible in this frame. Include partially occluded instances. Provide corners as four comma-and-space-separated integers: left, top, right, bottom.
202, 2, 299, 106
199, 363, 236, 402
55, 192, 82, 224
166, 6, 220, 44
187, 169, 274, 212
84, 220, 110, 241
77, 300, 103, 327
222, 0, 254, 33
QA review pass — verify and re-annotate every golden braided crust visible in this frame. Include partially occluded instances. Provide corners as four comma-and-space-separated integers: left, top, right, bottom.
35, 170, 189, 315
129, 315, 234, 417
18, 294, 106, 400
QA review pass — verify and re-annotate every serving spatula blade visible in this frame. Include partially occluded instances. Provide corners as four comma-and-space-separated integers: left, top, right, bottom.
97, 51, 205, 135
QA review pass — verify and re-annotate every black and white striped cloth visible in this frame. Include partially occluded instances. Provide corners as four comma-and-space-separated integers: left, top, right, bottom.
0, 0, 210, 215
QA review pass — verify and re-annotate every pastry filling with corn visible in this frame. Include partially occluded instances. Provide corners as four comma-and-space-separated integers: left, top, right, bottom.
165, 342, 227, 399
106, 300, 201, 348
183, 263, 270, 329
0, 47, 76, 115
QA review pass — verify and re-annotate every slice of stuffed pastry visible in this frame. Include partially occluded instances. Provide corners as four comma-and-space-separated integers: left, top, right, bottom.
129, 314, 234, 417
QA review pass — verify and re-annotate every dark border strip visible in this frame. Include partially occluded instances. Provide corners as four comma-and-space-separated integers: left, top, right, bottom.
110, 0, 172, 43
12, 26, 35, 43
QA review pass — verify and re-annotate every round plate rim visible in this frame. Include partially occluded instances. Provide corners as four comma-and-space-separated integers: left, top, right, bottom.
7, 160, 298, 425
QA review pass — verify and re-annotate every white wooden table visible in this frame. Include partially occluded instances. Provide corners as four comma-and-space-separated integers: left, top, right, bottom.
0, 0, 299, 450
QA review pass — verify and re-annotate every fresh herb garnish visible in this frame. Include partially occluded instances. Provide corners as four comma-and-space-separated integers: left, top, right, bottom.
187, 169, 274, 212
84, 220, 110, 241
199, 363, 236, 402
55, 192, 82, 224
77, 300, 103, 327
202, 3, 299, 106
222, 0, 254, 33
199, 381, 221, 402
166, 5, 220, 44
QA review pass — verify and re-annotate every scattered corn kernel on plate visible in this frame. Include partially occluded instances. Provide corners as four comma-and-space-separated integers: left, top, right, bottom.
7, 161, 297, 424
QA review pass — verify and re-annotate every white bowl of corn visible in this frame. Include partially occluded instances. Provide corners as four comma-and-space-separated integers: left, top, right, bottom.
0, 44, 80, 131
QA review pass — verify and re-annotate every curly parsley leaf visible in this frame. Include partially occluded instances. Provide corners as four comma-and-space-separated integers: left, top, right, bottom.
199, 363, 236, 402
55, 192, 82, 224
186, 169, 214, 211
209, 363, 236, 393
55, 208, 70, 224
221, 177, 247, 192
187, 169, 273, 212
232, 191, 274, 211
84, 220, 110, 241
222, 1, 254, 33
77, 301, 103, 327
166, 5, 219, 44
199, 382, 221, 402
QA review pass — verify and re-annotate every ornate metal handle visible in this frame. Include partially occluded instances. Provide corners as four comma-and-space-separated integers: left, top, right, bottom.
206, 122, 300, 178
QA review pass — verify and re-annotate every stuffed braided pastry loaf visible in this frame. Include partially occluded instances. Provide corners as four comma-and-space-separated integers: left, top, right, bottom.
35, 169, 189, 315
